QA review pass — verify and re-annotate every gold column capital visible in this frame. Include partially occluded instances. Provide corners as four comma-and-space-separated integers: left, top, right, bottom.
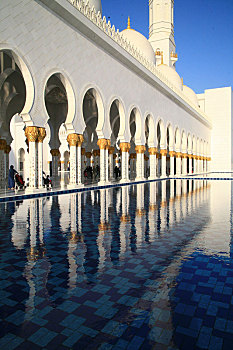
37, 127, 46, 143
4, 145, 11, 154
160, 149, 167, 156
176, 152, 182, 158
187, 154, 193, 159
135, 145, 146, 154
182, 153, 188, 158
97, 138, 108, 150
77, 134, 84, 147
148, 147, 157, 155
67, 133, 79, 147
169, 151, 176, 157
108, 146, 115, 155
25, 126, 38, 142
119, 142, 130, 153
0, 139, 7, 150
50, 149, 60, 157
85, 152, 92, 158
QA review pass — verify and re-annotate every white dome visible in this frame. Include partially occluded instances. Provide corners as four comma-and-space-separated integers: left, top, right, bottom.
86, 0, 102, 15
157, 64, 183, 91
121, 28, 156, 64
183, 85, 199, 106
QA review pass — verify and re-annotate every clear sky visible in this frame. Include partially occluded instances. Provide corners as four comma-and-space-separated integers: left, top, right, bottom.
102, 0, 233, 94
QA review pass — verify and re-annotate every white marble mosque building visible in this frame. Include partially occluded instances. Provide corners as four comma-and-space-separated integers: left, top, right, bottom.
0, 0, 232, 191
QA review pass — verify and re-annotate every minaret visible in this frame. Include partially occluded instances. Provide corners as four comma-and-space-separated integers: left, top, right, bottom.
149, 0, 178, 68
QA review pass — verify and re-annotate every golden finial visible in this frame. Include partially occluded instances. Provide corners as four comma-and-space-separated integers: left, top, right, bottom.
181, 77, 184, 85
127, 16, 131, 29
161, 51, 164, 65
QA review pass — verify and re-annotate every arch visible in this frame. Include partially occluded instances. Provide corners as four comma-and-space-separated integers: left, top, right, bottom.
0, 46, 34, 123
181, 129, 187, 152
166, 122, 174, 151
129, 106, 144, 145
81, 85, 105, 139
174, 127, 181, 151
196, 137, 200, 155
109, 97, 126, 144
187, 133, 192, 153
192, 135, 196, 154
156, 118, 165, 149
145, 113, 156, 147
18, 147, 25, 177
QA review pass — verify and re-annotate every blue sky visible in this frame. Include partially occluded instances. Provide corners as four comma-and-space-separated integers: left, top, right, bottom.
102, 0, 233, 94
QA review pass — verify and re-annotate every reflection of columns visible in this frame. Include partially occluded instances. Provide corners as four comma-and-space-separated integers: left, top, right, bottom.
50, 149, 60, 178
149, 182, 157, 239
97, 138, 108, 184
176, 152, 182, 176
188, 154, 192, 175
119, 186, 130, 257
135, 183, 145, 247
37, 128, 46, 188
25, 127, 39, 189
0, 139, 7, 187
4, 145, 11, 181
148, 147, 157, 180
120, 142, 130, 182
135, 145, 145, 180
67, 133, 78, 186
182, 153, 187, 176
108, 147, 114, 180
160, 149, 167, 177
105, 140, 110, 183
81, 148, 85, 182
77, 135, 84, 185
169, 151, 175, 177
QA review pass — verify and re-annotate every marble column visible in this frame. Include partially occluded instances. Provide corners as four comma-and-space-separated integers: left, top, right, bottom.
25, 126, 39, 190
148, 147, 157, 180
135, 145, 145, 181
77, 135, 84, 185
37, 128, 46, 189
120, 142, 130, 182
50, 149, 60, 178
108, 147, 114, 180
0, 139, 7, 188
169, 151, 175, 177
182, 153, 188, 176
176, 152, 182, 176
105, 140, 111, 183
67, 133, 79, 187
97, 138, 108, 184
160, 149, 167, 178
81, 148, 85, 182
188, 155, 193, 175
4, 145, 11, 181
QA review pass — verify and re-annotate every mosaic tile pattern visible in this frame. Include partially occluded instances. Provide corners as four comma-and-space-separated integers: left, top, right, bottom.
0, 180, 232, 349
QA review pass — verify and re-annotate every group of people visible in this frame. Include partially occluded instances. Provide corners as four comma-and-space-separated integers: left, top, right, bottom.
7, 165, 52, 191
84, 165, 100, 181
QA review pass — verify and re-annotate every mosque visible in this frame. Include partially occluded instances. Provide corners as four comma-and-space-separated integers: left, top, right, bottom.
0, 0, 232, 191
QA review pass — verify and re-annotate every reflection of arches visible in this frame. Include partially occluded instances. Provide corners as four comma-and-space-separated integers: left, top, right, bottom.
18, 148, 25, 176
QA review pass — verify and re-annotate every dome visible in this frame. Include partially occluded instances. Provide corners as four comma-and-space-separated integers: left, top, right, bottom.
183, 85, 199, 107
157, 64, 183, 91
86, 0, 102, 15
121, 19, 155, 64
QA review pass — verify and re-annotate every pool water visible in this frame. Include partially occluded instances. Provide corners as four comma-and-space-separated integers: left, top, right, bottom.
0, 179, 233, 349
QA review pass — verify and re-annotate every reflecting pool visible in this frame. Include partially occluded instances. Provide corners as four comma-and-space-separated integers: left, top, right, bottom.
0, 179, 233, 349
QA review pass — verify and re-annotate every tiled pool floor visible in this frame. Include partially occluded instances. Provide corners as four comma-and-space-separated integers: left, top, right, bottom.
0, 179, 233, 349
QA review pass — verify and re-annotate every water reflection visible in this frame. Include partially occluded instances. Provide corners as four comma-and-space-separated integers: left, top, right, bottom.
2, 179, 233, 347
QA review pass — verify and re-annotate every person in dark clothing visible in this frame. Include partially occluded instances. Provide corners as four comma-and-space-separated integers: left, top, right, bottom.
8, 165, 17, 190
